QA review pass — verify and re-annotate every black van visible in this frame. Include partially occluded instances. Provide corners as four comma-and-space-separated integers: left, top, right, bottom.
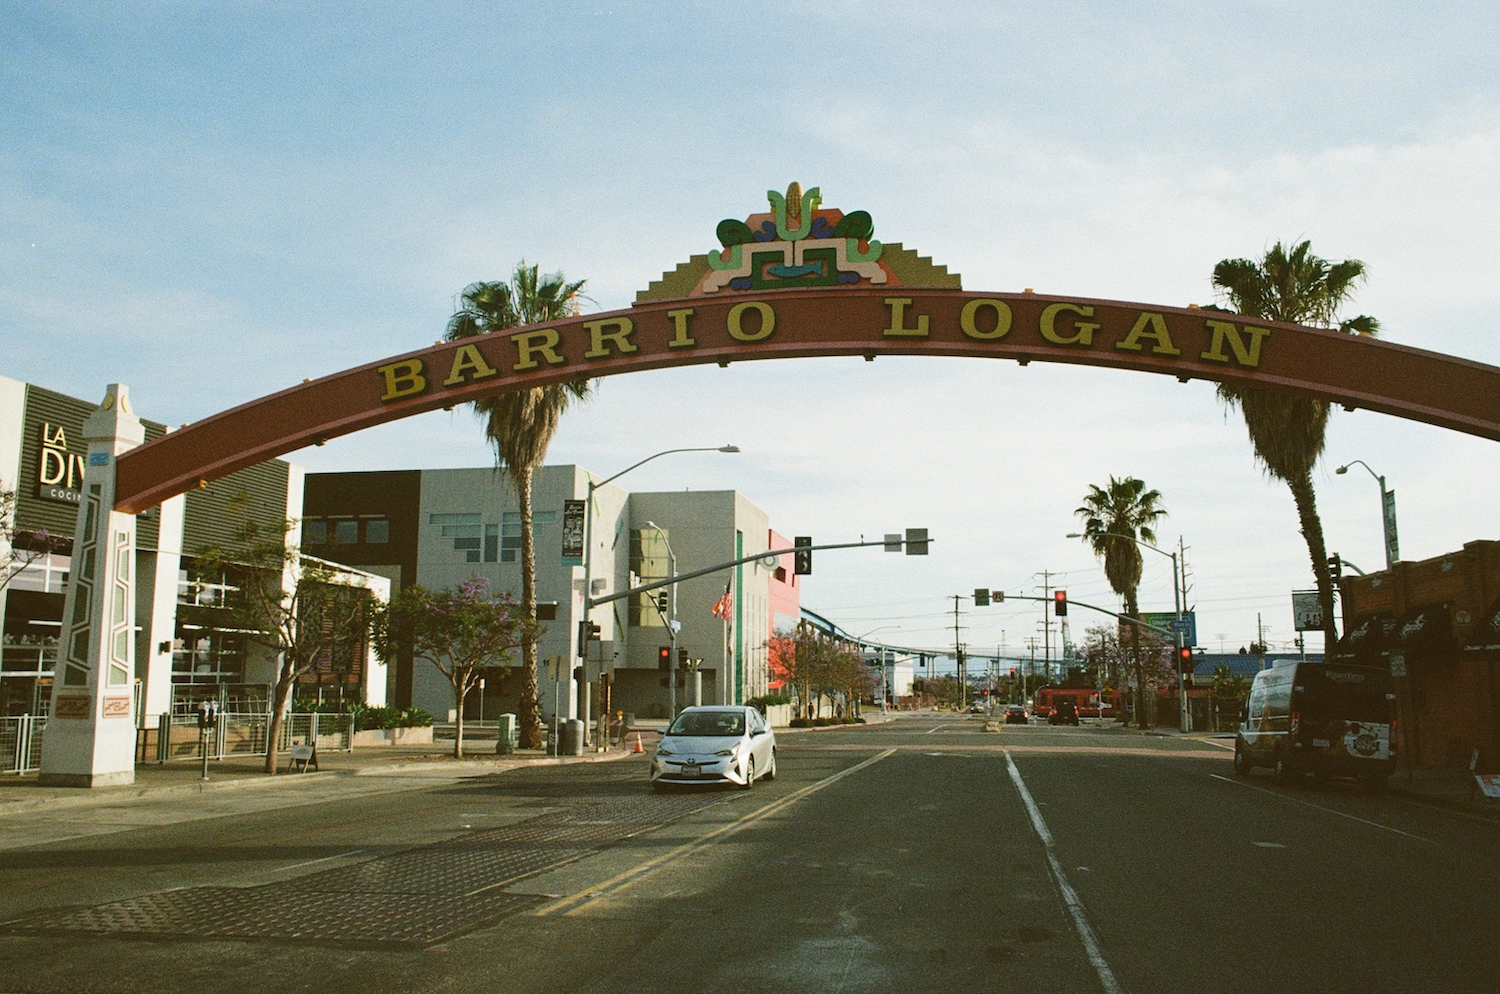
1233, 661, 1396, 789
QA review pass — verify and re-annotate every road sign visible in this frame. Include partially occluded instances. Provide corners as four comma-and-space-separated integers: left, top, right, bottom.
1292, 591, 1323, 632
1140, 611, 1197, 646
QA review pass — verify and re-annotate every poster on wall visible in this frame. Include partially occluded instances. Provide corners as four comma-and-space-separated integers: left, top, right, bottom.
561, 500, 585, 566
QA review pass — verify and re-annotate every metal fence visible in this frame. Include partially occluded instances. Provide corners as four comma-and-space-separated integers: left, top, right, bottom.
0, 716, 45, 774
145, 711, 353, 763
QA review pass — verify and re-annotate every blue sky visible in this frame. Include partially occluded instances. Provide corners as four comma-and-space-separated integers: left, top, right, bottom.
6, 1, 1500, 662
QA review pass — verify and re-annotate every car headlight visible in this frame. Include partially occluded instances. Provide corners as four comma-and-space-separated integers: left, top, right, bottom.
715, 748, 735, 756
656, 746, 673, 756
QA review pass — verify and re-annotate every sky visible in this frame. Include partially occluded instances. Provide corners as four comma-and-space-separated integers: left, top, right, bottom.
5, 1, 1500, 667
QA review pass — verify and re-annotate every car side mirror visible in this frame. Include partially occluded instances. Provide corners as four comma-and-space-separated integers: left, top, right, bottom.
751, 728, 764, 737
1238, 706, 1248, 723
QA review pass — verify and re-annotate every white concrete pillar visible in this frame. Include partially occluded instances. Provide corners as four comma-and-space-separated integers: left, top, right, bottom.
38, 384, 144, 787
142, 492, 185, 721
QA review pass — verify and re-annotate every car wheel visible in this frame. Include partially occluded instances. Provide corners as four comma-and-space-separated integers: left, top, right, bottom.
764, 748, 777, 781
1233, 743, 1252, 776
741, 756, 755, 790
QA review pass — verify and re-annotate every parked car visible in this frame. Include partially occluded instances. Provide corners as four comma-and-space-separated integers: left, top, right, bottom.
650, 706, 777, 790
1004, 705, 1029, 724
1047, 698, 1079, 725
1234, 661, 1395, 789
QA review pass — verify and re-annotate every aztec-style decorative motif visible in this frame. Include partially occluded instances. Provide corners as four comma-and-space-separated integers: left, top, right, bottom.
636, 183, 960, 302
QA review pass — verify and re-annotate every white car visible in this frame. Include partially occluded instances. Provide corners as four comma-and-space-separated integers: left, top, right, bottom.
650, 705, 777, 789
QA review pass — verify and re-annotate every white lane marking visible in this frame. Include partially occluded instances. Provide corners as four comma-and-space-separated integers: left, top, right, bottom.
1252, 842, 1286, 848
273, 849, 367, 873
1196, 738, 1237, 751
538, 748, 898, 917
1209, 774, 1435, 843
924, 725, 944, 734
1005, 751, 1125, 994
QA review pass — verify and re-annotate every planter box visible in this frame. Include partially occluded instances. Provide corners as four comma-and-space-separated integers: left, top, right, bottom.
765, 704, 793, 728
352, 726, 434, 747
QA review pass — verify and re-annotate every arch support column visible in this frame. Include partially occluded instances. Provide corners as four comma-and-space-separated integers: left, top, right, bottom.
39, 384, 143, 787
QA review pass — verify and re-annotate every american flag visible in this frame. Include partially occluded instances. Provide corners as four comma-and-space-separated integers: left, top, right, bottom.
710, 581, 732, 620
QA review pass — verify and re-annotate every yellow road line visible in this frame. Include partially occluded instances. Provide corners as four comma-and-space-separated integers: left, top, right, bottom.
536, 748, 897, 917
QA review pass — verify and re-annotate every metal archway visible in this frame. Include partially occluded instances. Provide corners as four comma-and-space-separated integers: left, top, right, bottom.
113, 285, 1500, 513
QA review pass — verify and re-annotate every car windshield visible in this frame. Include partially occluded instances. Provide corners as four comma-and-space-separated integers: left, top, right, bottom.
666, 711, 746, 737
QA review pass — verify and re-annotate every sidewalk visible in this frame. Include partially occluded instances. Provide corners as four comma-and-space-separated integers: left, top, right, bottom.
0, 738, 643, 817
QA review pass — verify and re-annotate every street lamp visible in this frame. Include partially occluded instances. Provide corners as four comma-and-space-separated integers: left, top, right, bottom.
1067, 530, 1189, 730
643, 521, 679, 719
1335, 460, 1399, 570
579, 446, 737, 721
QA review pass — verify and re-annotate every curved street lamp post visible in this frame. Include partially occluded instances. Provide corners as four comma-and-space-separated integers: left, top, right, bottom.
1336, 460, 1399, 570
578, 446, 738, 729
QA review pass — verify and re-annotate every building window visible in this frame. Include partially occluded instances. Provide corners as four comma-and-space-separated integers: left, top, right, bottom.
484, 523, 499, 563
364, 518, 389, 544
330, 519, 357, 545
502, 513, 521, 563
628, 528, 670, 628
303, 519, 327, 545
430, 513, 482, 563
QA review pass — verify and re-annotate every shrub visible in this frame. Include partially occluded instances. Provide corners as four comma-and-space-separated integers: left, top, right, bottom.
401, 707, 434, 727
747, 693, 791, 712
790, 717, 814, 728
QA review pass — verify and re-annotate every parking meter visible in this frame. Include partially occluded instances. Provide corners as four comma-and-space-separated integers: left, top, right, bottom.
197, 700, 218, 780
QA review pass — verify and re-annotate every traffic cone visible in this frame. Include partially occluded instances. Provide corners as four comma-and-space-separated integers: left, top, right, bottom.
633, 732, 644, 754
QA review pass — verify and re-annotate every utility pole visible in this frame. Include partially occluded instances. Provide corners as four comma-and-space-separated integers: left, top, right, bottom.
1034, 570, 1054, 682
951, 595, 964, 705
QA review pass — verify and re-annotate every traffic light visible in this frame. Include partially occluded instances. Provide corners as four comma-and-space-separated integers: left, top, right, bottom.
656, 591, 669, 612
1328, 554, 1343, 581
1177, 645, 1193, 673
974, 588, 990, 607
658, 646, 671, 671
794, 536, 812, 575
1053, 590, 1068, 616
578, 620, 600, 643
677, 648, 688, 668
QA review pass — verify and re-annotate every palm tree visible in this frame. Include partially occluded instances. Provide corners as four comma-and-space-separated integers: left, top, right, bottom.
446, 262, 592, 749
1211, 240, 1379, 647
1076, 476, 1167, 729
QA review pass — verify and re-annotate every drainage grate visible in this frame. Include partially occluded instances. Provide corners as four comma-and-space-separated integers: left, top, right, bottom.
0, 764, 730, 947
5, 886, 541, 947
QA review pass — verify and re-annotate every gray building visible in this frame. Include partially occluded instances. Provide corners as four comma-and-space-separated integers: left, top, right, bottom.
304, 465, 796, 724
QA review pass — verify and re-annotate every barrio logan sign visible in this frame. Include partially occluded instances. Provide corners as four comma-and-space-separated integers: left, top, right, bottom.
110, 184, 1500, 514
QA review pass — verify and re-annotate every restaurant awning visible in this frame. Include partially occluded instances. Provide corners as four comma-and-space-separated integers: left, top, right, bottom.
1397, 604, 1457, 665
1332, 614, 1396, 667
1461, 596, 1500, 661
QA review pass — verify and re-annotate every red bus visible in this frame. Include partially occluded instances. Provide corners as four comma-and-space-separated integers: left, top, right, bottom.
1033, 686, 1121, 719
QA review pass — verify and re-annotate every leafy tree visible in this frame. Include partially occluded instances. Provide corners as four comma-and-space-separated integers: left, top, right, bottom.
200, 516, 376, 773
446, 262, 593, 749
1075, 476, 1167, 729
1211, 240, 1379, 646
0, 487, 68, 596
371, 576, 536, 758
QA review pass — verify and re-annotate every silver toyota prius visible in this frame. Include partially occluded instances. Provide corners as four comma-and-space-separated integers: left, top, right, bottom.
650, 705, 777, 789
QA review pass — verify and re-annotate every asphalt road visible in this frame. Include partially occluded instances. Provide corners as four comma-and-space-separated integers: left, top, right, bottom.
0, 711, 1496, 993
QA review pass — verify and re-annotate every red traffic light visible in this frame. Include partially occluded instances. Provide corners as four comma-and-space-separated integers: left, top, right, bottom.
1177, 646, 1193, 671
658, 646, 671, 670
1053, 590, 1068, 616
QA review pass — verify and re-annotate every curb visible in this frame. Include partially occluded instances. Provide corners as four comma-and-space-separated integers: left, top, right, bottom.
1388, 782, 1500, 822
0, 748, 639, 815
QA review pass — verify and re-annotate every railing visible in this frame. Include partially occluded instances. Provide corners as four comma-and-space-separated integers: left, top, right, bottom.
0, 716, 46, 774
140, 711, 353, 764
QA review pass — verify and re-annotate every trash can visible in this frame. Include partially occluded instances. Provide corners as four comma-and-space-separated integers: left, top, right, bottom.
495, 713, 518, 754
559, 718, 585, 756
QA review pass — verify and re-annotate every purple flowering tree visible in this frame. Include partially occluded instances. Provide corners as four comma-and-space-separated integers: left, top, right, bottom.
372, 576, 539, 758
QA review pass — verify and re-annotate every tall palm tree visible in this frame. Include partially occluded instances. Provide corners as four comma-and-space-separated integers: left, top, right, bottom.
1076, 476, 1167, 729
446, 262, 592, 749
1211, 240, 1379, 647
